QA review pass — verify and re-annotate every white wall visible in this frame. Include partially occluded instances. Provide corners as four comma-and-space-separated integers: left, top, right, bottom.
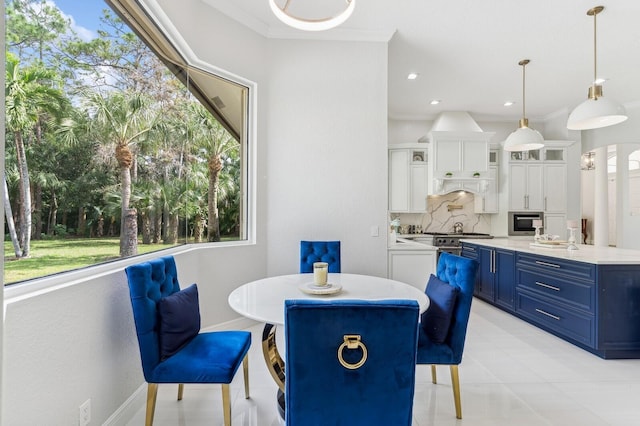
264, 39, 389, 276
388, 119, 432, 145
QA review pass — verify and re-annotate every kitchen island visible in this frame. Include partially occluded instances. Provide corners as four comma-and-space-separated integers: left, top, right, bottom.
461, 238, 640, 359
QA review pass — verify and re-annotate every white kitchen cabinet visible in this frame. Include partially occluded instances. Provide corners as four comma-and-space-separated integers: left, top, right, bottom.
489, 149, 499, 165
509, 163, 544, 211
543, 164, 567, 212
509, 149, 541, 162
410, 164, 428, 211
474, 166, 498, 213
388, 249, 436, 290
432, 138, 489, 176
428, 131, 495, 195
543, 147, 566, 162
389, 147, 428, 212
544, 213, 567, 239
389, 149, 409, 211
462, 140, 489, 173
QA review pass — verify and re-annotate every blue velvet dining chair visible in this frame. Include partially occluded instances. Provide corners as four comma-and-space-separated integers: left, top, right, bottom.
284, 299, 420, 426
416, 252, 479, 419
299, 240, 341, 273
125, 255, 251, 426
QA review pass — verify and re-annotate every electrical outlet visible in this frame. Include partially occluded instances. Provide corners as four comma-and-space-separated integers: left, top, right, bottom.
79, 399, 91, 426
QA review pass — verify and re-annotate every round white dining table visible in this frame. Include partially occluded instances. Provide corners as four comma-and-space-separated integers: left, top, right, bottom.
228, 272, 430, 326
228, 272, 429, 418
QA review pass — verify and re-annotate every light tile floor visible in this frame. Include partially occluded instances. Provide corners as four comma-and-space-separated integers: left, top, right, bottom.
127, 299, 640, 425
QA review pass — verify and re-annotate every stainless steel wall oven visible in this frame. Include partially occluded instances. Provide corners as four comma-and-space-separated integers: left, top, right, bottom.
508, 211, 543, 236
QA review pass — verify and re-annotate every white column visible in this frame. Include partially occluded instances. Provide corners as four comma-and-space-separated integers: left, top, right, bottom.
593, 146, 609, 247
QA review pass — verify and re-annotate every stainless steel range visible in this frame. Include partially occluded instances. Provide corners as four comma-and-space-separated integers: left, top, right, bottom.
416, 232, 494, 258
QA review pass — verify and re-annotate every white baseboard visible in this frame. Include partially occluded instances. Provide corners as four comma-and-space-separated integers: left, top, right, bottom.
202, 316, 259, 332
103, 383, 146, 426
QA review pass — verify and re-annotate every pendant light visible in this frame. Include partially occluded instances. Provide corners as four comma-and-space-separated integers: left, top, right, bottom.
567, 6, 627, 130
269, 0, 356, 32
503, 59, 544, 152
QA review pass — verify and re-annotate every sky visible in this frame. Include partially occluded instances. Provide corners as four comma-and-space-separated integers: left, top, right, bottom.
49, 0, 105, 40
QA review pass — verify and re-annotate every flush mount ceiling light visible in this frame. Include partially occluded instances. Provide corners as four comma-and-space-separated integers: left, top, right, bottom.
503, 59, 544, 152
268, 0, 356, 32
567, 6, 627, 130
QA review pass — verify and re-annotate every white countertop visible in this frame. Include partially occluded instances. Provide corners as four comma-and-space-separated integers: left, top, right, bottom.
461, 237, 640, 265
388, 237, 438, 251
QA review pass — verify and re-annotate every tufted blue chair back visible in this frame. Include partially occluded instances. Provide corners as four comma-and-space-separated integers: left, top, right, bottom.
285, 299, 419, 426
417, 252, 479, 364
125, 255, 180, 380
299, 240, 341, 273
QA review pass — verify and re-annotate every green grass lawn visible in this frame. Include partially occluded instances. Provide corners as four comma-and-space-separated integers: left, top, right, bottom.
4, 238, 179, 284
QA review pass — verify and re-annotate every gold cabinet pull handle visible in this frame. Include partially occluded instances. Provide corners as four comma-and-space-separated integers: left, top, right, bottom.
337, 335, 368, 370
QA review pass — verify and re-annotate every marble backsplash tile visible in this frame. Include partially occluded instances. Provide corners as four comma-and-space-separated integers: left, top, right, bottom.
392, 192, 491, 234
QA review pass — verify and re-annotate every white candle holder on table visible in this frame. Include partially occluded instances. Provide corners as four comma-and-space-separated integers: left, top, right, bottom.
532, 219, 543, 242
567, 219, 579, 250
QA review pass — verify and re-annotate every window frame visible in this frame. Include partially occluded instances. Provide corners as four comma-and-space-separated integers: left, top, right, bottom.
3, 0, 257, 290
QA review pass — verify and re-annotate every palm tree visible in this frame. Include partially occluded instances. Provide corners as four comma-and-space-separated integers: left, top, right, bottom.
5, 52, 66, 257
187, 103, 239, 242
81, 90, 155, 256
4, 171, 22, 258
132, 180, 162, 244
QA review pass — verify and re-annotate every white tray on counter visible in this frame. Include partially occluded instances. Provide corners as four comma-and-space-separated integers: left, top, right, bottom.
530, 242, 569, 249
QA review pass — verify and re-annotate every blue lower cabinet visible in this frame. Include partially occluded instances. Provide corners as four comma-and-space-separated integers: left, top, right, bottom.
477, 246, 495, 301
466, 246, 640, 359
516, 289, 595, 347
515, 253, 640, 359
494, 249, 516, 312
465, 243, 515, 313
461, 243, 481, 295
596, 265, 640, 357
517, 268, 594, 312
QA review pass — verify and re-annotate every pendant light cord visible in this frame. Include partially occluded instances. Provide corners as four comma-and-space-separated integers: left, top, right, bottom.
518, 59, 530, 124
593, 9, 597, 85
522, 62, 526, 119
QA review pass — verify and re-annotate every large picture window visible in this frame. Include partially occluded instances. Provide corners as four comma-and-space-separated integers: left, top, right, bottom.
3, 0, 250, 284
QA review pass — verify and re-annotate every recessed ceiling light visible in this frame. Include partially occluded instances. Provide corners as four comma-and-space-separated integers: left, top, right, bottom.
504, 101, 515, 107
407, 73, 419, 80
430, 99, 441, 105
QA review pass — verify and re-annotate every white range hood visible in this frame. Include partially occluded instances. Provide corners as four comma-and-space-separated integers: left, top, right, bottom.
427, 112, 495, 195
430, 111, 484, 133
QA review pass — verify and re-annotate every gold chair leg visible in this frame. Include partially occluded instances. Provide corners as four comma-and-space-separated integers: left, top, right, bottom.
243, 355, 250, 399
450, 365, 462, 419
222, 383, 231, 426
177, 383, 184, 401
145, 383, 158, 426
430, 365, 437, 384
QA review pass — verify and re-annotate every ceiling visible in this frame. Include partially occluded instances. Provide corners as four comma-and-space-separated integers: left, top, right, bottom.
203, 0, 640, 123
